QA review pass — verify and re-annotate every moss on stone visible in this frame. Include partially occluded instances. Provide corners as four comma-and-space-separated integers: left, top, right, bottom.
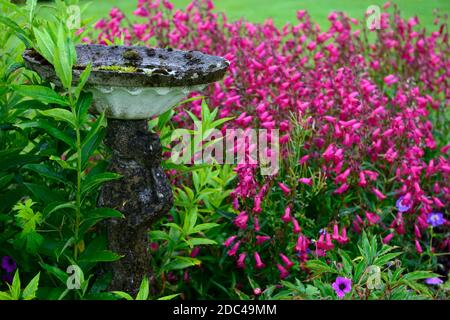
96, 65, 138, 73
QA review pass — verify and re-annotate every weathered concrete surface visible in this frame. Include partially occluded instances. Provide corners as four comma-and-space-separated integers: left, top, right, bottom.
98, 119, 173, 295
23, 44, 229, 88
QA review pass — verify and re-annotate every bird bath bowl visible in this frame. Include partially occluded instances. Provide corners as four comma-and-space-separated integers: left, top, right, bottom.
23, 44, 229, 295
23, 44, 229, 119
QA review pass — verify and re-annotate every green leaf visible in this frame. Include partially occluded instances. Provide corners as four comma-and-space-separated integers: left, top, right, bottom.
112, 291, 133, 300
13, 85, 68, 106
84, 208, 124, 220
76, 91, 93, 124
81, 172, 121, 197
81, 113, 106, 168
75, 64, 92, 99
403, 271, 440, 282
10, 270, 21, 300
149, 230, 170, 241
186, 238, 217, 247
78, 250, 122, 263
22, 164, 69, 185
38, 108, 76, 128
158, 293, 180, 300
374, 252, 402, 267
39, 263, 68, 285
163, 257, 201, 271
15, 230, 44, 254
22, 273, 40, 300
24, 182, 65, 204
0, 173, 14, 189
0, 291, 13, 300
135, 277, 149, 300
33, 27, 55, 64
305, 260, 337, 275
43, 201, 77, 219
16, 120, 76, 148
0, 16, 32, 47
53, 24, 73, 89
192, 223, 219, 233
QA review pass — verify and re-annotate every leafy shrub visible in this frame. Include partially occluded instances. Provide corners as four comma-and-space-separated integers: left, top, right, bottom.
0, 0, 448, 300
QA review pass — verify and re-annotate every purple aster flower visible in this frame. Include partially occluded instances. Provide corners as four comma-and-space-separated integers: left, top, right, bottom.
424, 277, 443, 285
395, 196, 411, 212
1, 256, 16, 273
332, 276, 352, 299
426, 212, 445, 227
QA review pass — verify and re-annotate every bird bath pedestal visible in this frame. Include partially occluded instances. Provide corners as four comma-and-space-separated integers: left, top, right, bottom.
23, 44, 229, 295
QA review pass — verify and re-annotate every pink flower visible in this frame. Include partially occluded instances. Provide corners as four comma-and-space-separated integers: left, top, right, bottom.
223, 235, 237, 247
334, 183, 349, 194
133, 7, 149, 17
278, 182, 291, 195
280, 253, 294, 269
253, 216, 261, 232
372, 188, 386, 201
228, 241, 240, 256
384, 74, 398, 86
281, 206, 291, 223
298, 177, 313, 186
382, 233, 395, 244
365, 211, 380, 225
254, 252, 265, 269
415, 239, 423, 254
292, 218, 301, 234
237, 253, 246, 269
234, 211, 248, 229
276, 263, 289, 279
256, 235, 271, 245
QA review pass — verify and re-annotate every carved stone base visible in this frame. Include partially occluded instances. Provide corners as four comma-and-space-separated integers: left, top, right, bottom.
98, 119, 173, 295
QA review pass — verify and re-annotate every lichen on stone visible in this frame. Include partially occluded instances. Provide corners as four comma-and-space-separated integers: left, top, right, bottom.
96, 65, 138, 73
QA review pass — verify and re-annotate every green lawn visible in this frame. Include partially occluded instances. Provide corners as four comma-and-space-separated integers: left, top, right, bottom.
78, 0, 449, 31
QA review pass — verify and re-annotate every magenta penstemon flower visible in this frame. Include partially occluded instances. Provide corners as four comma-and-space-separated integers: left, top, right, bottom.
332, 276, 352, 299
426, 212, 445, 227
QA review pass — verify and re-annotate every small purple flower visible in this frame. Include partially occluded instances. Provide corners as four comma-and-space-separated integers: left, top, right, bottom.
426, 212, 445, 227
395, 196, 411, 212
332, 276, 352, 299
424, 277, 443, 285
1, 256, 16, 273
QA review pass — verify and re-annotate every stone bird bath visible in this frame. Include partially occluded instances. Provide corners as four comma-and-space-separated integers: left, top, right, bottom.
23, 44, 229, 295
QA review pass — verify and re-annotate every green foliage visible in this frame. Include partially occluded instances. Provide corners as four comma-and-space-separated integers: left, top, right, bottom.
0, 0, 121, 300
0, 270, 40, 300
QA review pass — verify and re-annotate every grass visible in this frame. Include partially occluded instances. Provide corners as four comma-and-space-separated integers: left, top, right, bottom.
76, 0, 450, 31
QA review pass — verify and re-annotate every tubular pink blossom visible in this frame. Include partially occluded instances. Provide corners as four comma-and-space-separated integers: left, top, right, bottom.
372, 188, 387, 201
254, 216, 261, 232
223, 235, 237, 247
298, 177, 313, 186
278, 182, 291, 195
276, 263, 289, 279
228, 241, 240, 256
383, 233, 395, 244
292, 218, 301, 234
237, 253, 246, 269
415, 239, 423, 254
280, 253, 294, 269
254, 252, 265, 269
281, 206, 292, 223
256, 235, 271, 245
234, 211, 249, 230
